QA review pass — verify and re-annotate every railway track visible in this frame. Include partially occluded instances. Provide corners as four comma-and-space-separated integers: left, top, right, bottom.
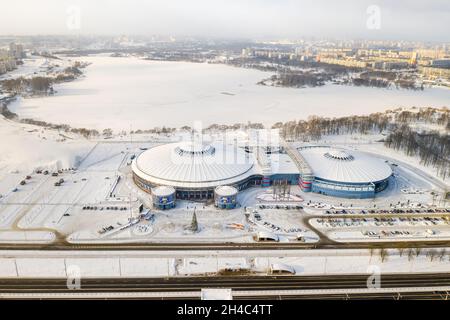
1, 273, 449, 299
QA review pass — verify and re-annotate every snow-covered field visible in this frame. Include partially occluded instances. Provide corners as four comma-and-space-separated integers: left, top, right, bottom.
0, 116, 93, 194
0, 248, 449, 278
8, 56, 450, 131
0, 231, 55, 243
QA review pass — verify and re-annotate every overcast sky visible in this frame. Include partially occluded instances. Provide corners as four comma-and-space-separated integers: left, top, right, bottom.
1, 0, 449, 41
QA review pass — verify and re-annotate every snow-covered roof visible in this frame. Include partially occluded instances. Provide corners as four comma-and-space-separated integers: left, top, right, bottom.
214, 185, 238, 196
151, 185, 175, 197
132, 141, 256, 189
298, 146, 392, 184
269, 153, 300, 175
255, 231, 279, 241
270, 263, 296, 274
201, 288, 232, 300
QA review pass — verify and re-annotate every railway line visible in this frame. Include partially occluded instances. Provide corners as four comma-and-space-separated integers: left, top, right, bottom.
0, 273, 449, 300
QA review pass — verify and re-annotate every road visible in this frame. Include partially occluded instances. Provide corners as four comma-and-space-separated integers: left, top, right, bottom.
0, 273, 449, 300
1, 239, 450, 251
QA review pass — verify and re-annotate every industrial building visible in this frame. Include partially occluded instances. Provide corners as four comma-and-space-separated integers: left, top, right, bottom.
297, 146, 392, 199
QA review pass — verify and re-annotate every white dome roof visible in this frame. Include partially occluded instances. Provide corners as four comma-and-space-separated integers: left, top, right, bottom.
151, 186, 176, 197
299, 147, 392, 184
215, 185, 238, 196
324, 150, 354, 161
132, 142, 255, 189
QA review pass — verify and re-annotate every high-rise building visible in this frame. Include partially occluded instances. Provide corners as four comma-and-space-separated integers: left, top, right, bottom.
430, 59, 450, 68
9, 43, 25, 59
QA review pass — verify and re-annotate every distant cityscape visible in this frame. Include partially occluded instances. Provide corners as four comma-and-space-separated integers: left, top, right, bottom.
1, 35, 450, 88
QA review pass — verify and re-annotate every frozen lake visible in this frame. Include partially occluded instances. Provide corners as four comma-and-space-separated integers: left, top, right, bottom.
9, 56, 450, 131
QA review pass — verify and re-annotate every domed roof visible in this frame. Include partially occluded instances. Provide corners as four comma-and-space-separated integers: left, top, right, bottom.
324, 150, 354, 161
132, 141, 255, 189
298, 146, 392, 184
151, 186, 176, 197
214, 185, 238, 196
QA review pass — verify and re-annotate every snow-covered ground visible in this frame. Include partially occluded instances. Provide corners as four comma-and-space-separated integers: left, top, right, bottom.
0, 116, 93, 196
0, 248, 449, 278
0, 231, 54, 243
8, 56, 450, 131
0, 122, 448, 245
0, 55, 73, 81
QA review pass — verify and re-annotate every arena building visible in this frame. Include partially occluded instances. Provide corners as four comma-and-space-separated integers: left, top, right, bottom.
132, 141, 260, 201
297, 146, 392, 199
131, 141, 301, 202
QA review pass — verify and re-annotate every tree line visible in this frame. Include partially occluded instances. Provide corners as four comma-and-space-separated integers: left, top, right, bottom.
273, 113, 392, 141
1, 77, 52, 94
20, 118, 100, 139
0, 63, 85, 95
385, 125, 450, 180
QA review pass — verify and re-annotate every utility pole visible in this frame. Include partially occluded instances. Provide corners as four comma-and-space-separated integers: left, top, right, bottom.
129, 124, 133, 151
167, 259, 170, 277
129, 192, 132, 220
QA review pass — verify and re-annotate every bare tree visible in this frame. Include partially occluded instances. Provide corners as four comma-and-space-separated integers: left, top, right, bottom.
380, 248, 389, 263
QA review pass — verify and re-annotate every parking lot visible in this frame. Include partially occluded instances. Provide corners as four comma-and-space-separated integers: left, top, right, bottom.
311, 213, 450, 242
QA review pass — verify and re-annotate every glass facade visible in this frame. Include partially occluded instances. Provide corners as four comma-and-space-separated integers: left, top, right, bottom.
215, 194, 237, 209
311, 177, 390, 199
133, 172, 302, 202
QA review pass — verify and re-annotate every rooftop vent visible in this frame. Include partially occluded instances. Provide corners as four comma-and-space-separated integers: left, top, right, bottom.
175, 142, 216, 157
324, 150, 354, 161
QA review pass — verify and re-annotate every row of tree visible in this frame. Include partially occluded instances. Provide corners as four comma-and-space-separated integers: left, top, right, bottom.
262, 72, 327, 88
273, 113, 392, 141
1, 61, 86, 95
205, 122, 265, 132
20, 118, 100, 139
385, 125, 450, 180
1, 76, 52, 94
394, 107, 450, 128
